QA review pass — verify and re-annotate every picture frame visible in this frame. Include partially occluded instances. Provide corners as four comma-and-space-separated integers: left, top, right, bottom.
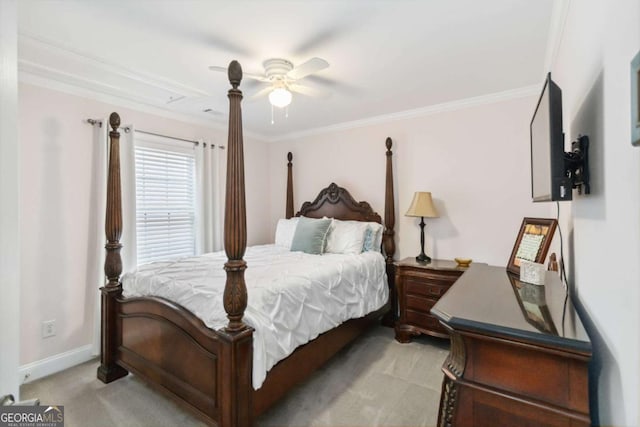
631, 50, 640, 147
507, 217, 558, 275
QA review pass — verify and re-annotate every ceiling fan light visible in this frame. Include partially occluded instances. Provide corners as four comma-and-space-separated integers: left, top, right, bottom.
269, 88, 292, 108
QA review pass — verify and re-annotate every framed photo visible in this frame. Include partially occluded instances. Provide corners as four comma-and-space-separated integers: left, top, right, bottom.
631, 50, 640, 147
507, 217, 558, 275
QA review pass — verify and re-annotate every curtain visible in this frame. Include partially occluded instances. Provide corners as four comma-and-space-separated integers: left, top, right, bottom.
216, 145, 226, 250
120, 126, 137, 272
195, 142, 225, 254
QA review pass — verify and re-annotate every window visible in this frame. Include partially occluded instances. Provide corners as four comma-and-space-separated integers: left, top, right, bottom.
134, 138, 196, 264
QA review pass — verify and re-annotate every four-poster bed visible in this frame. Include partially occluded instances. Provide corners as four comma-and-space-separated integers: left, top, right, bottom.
97, 60, 397, 427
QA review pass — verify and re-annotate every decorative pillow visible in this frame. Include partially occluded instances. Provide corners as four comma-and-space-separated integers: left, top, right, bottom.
363, 222, 384, 252
372, 223, 384, 249
290, 217, 332, 254
274, 218, 299, 249
325, 219, 369, 255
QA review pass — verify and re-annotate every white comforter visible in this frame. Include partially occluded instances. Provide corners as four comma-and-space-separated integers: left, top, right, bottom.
122, 244, 388, 389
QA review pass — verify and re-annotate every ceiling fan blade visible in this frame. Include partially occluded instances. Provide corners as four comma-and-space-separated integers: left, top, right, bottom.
209, 66, 269, 82
289, 83, 330, 98
287, 57, 329, 80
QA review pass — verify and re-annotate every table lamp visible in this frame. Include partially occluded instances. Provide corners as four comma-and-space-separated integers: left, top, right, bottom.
405, 192, 439, 263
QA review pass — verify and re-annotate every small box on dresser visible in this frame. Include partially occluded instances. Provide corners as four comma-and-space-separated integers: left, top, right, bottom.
394, 258, 469, 343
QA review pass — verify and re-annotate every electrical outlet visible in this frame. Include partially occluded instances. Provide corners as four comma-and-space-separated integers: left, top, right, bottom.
42, 320, 56, 338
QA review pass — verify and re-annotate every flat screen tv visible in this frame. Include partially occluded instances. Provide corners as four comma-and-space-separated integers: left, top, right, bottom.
530, 73, 572, 202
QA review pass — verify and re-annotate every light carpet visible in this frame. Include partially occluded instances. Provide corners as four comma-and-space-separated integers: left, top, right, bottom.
21, 327, 448, 427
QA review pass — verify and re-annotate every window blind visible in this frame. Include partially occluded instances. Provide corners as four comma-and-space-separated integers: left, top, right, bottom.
134, 142, 196, 264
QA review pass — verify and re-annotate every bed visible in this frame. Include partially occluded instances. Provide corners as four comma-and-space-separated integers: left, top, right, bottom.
97, 60, 397, 427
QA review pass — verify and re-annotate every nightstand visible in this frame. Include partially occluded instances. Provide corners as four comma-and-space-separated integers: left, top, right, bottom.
394, 258, 469, 343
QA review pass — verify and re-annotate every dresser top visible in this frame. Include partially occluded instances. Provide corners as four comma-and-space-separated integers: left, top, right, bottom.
431, 264, 591, 354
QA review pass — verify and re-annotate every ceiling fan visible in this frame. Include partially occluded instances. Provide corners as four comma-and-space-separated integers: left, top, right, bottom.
209, 57, 330, 109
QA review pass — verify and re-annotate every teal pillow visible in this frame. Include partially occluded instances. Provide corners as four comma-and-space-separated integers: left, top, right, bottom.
362, 223, 384, 252
362, 227, 375, 251
290, 217, 332, 254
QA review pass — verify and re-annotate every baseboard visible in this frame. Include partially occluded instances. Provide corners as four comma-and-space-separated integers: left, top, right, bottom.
19, 345, 95, 384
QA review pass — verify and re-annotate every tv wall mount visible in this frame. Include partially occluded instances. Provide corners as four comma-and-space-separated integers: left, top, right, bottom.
564, 134, 590, 195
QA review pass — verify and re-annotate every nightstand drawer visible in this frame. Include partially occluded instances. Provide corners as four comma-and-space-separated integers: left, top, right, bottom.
403, 268, 461, 285
394, 258, 470, 343
406, 294, 436, 314
405, 310, 443, 332
405, 279, 449, 299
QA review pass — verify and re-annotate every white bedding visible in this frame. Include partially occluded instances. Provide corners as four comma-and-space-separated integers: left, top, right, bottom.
122, 244, 388, 389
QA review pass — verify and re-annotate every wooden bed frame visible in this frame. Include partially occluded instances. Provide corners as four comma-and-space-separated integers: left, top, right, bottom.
97, 60, 396, 427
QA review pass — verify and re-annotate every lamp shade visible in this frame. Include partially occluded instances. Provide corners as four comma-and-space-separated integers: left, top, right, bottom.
269, 87, 292, 108
405, 192, 439, 218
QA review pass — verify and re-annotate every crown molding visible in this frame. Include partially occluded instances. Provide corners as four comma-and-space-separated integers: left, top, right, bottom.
19, 57, 539, 145
19, 32, 209, 98
19, 67, 224, 129
18, 32, 541, 145
16, 32, 276, 141
19, 63, 268, 142
19, 59, 171, 105
271, 84, 540, 142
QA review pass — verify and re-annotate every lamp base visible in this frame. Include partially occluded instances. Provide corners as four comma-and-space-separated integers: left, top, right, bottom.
416, 253, 431, 264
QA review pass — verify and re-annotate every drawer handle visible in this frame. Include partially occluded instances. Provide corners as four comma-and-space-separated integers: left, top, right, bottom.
428, 288, 441, 296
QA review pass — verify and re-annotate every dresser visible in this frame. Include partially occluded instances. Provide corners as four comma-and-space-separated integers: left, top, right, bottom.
394, 258, 468, 342
431, 264, 592, 426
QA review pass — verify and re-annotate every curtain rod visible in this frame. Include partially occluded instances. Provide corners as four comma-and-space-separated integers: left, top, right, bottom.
85, 118, 225, 149
123, 128, 199, 146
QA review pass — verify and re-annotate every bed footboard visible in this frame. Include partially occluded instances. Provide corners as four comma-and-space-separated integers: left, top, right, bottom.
117, 297, 221, 421
114, 296, 252, 426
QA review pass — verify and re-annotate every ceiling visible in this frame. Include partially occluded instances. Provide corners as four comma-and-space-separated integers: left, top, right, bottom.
17, 0, 556, 139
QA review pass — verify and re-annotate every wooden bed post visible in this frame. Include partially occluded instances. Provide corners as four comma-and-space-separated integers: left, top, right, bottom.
381, 137, 397, 327
219, 60, 254, 427
285, 152, 294, 219
97, 113, 129, 383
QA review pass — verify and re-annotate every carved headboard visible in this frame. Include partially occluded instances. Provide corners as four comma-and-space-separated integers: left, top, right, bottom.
296, 183, 382, 224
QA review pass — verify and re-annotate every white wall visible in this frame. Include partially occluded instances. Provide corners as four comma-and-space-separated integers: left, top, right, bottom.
0, 0, 20, 398
552, 0, 640, 425
268, 95, 555, 267
18, 83, 270, 368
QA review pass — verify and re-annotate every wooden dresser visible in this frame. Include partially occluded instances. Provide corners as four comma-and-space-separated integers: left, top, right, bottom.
394, 258, 468, 342
431, 264, 592, 427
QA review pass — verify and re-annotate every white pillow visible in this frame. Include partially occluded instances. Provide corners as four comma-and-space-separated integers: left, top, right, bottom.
363, 222, 384, 252
325, 219, 369, 255
274, 218, 299, 249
